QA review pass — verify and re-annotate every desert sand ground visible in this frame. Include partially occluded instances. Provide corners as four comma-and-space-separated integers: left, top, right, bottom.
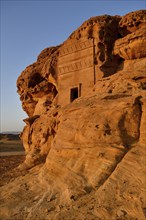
0, 135, 25, 187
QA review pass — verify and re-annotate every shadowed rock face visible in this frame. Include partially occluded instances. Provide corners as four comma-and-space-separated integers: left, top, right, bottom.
0, 10, 146, 220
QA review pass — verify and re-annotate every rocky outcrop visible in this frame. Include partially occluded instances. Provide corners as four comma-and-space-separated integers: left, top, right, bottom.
17, 14, 122, 115
114, 26, 146, 59
17, 46, 59, 116
0, 9, 146, 220
118, 9, 146, 36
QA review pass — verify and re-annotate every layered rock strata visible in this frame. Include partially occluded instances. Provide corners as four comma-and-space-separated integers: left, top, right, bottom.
0, 9, 146, 220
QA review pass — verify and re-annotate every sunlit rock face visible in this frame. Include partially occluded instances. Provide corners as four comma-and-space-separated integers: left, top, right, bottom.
114, 26, 146, 59
0, 10, 145, 220
118, 9, 146, 37
17, 47, 59, 116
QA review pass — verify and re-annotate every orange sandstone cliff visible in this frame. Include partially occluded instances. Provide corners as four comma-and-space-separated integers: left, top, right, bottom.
0, 10, 146, 220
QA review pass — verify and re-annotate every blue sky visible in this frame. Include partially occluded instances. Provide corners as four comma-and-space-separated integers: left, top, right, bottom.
0, 0, 145, 132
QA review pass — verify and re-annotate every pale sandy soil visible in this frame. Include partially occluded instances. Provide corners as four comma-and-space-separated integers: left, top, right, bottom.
0, 151, 25, 156
0, 138, 24, 152
0, 137, 26, 187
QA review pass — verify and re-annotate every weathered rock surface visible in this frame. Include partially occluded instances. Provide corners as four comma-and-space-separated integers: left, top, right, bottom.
114, 26, 146, 59
118, 9, 146, 37
0, 9, 146, 220
17, 46, 59, 116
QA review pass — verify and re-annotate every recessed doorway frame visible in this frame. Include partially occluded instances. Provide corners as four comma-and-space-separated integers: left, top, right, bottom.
70, 83, 82, 102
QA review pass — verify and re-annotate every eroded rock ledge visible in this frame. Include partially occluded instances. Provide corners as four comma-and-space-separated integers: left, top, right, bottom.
0, 9, 146, 220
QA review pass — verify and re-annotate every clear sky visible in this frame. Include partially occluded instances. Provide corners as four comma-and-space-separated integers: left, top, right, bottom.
0, 0, 145, 132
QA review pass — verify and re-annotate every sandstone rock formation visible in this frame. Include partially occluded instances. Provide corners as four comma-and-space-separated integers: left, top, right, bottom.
0, 9, 146, 220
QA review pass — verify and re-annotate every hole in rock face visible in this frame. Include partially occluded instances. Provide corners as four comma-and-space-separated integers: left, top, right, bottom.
70, 87, 79, 102
28, 73, 44, 88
